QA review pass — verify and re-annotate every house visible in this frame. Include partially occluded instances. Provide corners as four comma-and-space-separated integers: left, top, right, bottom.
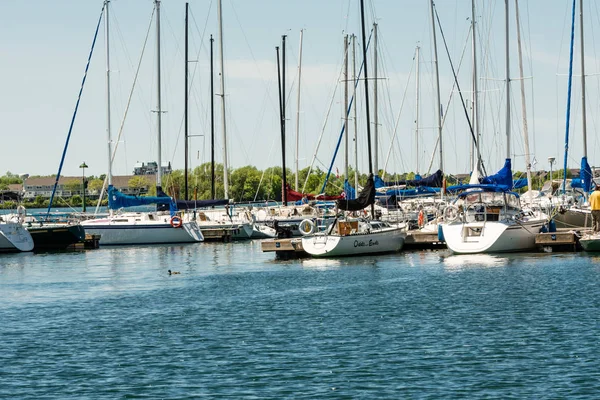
0, 184, 23, 203
133, 161, 172, 176
22, 175, 156, 200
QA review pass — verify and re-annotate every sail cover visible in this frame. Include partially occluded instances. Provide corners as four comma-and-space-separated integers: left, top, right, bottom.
108, 185, 176, 211
337, 174, 375, 211
374, 169, 444, 188
480, 158, 513, 188
571, 156, 593, 192
155, 189, 230, 211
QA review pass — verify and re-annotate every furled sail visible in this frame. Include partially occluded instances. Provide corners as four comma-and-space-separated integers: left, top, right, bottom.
337, 174, 375, 211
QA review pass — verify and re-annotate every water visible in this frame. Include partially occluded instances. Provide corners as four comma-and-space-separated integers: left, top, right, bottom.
1, 244, 600, 399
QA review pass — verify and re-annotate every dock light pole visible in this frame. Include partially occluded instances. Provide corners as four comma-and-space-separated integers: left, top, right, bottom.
80, 162, 88, 212
548, 157, 556, 195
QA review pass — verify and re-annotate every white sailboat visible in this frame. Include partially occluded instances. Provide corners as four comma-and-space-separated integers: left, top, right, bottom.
441, 0, 546, 254
301, 1, 406, 258
81, 0, 203, 245
0, 218, 34, 253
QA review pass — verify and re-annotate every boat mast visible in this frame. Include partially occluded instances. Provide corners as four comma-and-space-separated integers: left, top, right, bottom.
184, 2, 189, 200
353, 34, 359, 192
282, 35, 288, 205
580, 0, 588, 158
430, 0, 443, 172
359, 0, 375, 218
217, 0, 229, 198
295, 29, 303, 191
515, 0, 533, 197
105, 0, 112, 189
373, 23, 379, 176
344, 34, 349, 182
210, 35, 216, 200
505, 0, 511, 160
471, 0, 482, 175
563, 0, 577, 194
155, 0, 163, 192
415, 45, 420, 175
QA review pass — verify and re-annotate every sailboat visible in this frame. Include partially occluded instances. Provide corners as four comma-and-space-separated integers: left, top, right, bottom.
301, 0, 406, 258
81, 0, 203, 245
0, 216, 34, 253
440, 0, 546, 254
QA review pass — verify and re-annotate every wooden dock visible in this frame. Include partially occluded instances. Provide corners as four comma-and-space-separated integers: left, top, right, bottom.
261, 238, 307, 258
67, 234, 101, 250
404, 231, 446, 250
202, 228, 240, 242
535, 230, 579, 252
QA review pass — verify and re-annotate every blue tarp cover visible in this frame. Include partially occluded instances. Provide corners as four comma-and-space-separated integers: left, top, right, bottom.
480, 158, 513, 187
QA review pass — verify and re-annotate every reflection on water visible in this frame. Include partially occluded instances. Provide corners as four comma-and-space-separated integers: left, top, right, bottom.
301, 257, 342, 270
442, 253, 509, 270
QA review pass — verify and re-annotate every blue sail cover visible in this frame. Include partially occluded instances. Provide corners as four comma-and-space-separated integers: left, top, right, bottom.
571, 156, 593, 192
343, 179, 356, 200
374, 170, 444, 188
108, 185, 176, 213
512, 178, 528, 189
480, 158, 513, 187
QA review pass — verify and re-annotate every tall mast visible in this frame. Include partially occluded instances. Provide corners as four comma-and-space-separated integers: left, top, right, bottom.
282, 35, 287, 205
359, 0, 375, 218
344, 34, 349, 182
217, 0, 229, 198
505, 0, 511, 160
155, 0, 163, 191
210, 35, 216, 200
295, 29, 303, 191
430, 0, 443, 171
184, 2, 189, 200
353, 34, 359, 192
415, 45, 420, 175
471, 0, 481, 174
105, 0, 112, 188
580, 0, 587, 158
373, 23, 379, 175
515, 0, 533, 197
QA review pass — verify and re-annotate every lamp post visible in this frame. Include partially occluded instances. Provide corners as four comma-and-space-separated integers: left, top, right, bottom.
79, 162, 88, 212
548, 157, 555, 195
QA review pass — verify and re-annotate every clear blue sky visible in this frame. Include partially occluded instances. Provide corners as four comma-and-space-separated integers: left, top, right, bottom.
1, 0, 597, 181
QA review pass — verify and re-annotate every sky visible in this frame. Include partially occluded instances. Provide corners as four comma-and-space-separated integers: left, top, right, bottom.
2, 0, 600, 183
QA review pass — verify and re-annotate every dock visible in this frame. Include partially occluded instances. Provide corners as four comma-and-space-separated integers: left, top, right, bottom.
260, 238, 307, 259
404, 230, 446, 250
202, 227, 240, 242
67, 233, 101, 250
535, 229, 580, 252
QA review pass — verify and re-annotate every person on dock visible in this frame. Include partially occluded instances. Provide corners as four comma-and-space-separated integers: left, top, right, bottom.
590, 185, 600, 232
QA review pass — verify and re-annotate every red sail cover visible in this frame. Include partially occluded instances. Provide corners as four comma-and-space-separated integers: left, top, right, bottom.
285, 185, 344, 202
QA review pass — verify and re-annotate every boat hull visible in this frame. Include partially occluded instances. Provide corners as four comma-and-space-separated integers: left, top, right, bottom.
0, 223, 34, 252
580, 235, 600, 251
442, 219, 545, 254
82, 219, 203, 245
553, 207, 592, 229
301, 227, 406, 257
27, 224, 86, 250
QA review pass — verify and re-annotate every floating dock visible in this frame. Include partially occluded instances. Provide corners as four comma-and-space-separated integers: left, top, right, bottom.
67, 233, 101, 250
535, 230, 579, 252
261, 238, 307, 259
404, 231, 446, 250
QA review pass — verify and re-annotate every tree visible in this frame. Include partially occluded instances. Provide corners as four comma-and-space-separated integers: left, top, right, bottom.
128, 176, 152, 195
63, 179, 82, 194
70, 195, 82, 206
88, 179, 104, 194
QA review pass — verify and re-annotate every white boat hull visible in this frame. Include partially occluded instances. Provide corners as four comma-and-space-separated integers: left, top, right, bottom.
82, 217, 203, 245
301, 227, 406, 257
442, 219, 545, 254
0, 222, 34, 252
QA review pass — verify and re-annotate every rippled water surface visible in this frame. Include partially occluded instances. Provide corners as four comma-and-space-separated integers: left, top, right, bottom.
1, 243, 600, 399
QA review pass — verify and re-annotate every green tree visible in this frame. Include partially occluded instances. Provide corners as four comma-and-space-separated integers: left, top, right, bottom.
63, 178, 82, 194
88, 178, 104, 194
70, 195, 82, 206
128, 176, 152, 195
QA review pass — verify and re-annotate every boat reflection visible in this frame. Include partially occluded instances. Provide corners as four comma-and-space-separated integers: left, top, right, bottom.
301, 257, 342, 270
442, 253, 509, 270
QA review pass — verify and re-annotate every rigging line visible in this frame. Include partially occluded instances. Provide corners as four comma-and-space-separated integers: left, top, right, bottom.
319, 29, 373, 194
563, 0, 577, 194
425, 22, 472, 176
434, 5, 487, 176
95, 7, 156, 214
46, 3, 105, 220
382, 50, 415, 177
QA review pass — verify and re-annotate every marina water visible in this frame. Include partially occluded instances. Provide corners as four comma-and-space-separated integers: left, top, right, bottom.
1, 243, 599, 398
